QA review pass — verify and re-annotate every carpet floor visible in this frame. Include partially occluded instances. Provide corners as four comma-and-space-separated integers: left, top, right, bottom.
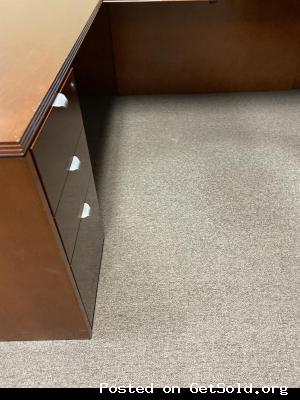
0, 92, 299, 388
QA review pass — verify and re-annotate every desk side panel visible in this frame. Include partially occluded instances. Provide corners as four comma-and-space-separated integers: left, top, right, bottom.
0, 155, 91, 341
74, 5, 117, 96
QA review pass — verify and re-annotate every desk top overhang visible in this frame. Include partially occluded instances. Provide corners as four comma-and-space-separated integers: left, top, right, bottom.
0, 0, 102, 157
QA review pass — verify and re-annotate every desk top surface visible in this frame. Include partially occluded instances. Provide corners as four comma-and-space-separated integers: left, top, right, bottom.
104, 0, 208, 2
0, 0, 102, 157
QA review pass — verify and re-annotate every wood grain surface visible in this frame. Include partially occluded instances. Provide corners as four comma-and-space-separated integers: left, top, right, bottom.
74, 5, 117, 96
0, 154, 91, 341
104, 0, 212, 2
31, 70, 84, 214
109, 0, 300, 94
0, 0, 102, 157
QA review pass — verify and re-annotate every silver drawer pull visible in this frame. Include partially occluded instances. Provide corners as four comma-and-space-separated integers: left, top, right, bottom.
68, 156, 81, 171
81, 203, 91, 219
52, 93, 69, 108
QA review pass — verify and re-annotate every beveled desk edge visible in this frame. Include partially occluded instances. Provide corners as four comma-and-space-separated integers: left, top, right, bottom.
0, 1, 102, 158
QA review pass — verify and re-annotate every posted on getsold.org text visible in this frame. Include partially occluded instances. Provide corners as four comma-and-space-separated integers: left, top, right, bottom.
99, 383, 292, 396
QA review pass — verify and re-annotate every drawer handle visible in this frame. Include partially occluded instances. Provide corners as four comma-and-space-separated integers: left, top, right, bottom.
68, 156, 81, 172
52, 93, 69, 108
81, 203, 91, 219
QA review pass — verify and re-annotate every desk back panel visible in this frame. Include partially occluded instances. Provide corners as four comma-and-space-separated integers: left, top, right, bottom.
74, 6, 116, 96
109, 0, 300, 94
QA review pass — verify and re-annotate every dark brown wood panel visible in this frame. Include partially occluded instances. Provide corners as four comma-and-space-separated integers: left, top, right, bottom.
110, 0, 300, 94
31, 70, 83, 214
71, 176, 104, 325
293, 54, 300, 88
0, 155, 90, 341
55, 130, 93, 262
105, 0, 212, 2
74, 5, 117, 96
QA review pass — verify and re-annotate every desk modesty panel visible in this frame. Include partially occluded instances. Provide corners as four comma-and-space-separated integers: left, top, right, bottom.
108, 0, 300, 94
74, 0, 300, 97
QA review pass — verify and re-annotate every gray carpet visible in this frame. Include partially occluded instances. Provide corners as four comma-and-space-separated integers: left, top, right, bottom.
1, 92, 299, 388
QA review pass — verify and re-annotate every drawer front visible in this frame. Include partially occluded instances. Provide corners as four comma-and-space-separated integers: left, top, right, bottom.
55, 130, 93, 262
71, 176, 104, 325
32, 69, 83, 213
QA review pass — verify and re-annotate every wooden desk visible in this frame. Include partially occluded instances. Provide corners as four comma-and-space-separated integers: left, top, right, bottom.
1, 0, 300, 341
0, 0, 103, 341
0, 0, 102, 157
